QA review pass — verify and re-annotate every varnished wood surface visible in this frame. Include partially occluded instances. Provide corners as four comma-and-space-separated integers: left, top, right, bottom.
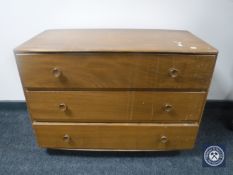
14, 29, 217, 54
14, 29, 217, 151
33, 122, 198, 150
16, 53, 216, 89
27, 91, 206, 122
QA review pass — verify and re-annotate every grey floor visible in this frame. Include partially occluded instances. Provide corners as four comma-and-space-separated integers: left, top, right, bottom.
0, 102, 232, 175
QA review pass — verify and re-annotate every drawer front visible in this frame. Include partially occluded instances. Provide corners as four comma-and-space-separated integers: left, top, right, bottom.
33, 123, 198, 150
16, 53, 216, 89
27, 91, 206, 122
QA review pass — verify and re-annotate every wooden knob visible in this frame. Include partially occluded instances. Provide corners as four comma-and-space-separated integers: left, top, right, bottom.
160, 136, 168, 144
52, 67, 62, 78
164, 104, 173, 112
169, 68, 179, 78
59, 103, 67, 112
63, 134, 70, 142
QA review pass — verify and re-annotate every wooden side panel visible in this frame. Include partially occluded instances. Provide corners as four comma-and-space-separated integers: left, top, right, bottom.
16, 53, 216, 89
33, 123, 198, 150
26, 91, 206, 122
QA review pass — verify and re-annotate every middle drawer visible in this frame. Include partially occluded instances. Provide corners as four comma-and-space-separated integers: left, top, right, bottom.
26, 91, 206, 122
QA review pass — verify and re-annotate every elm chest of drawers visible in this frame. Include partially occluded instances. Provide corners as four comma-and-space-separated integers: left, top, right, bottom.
15, 29, 217, 151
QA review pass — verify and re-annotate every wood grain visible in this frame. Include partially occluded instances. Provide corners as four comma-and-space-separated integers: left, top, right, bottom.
14, 29, 217, 54
27, 91, 206, 122
33, 122, 198, 150
14, 29, 217, 151
16, 53, 216, 89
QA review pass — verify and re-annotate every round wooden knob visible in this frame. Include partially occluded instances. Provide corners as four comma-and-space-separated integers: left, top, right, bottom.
52, 67, 62, 78
160, 136, 168, 144
164, 104, 173, 112
169, 68, 179, 78
63, 134, 70, 142
59, 103, 68, 112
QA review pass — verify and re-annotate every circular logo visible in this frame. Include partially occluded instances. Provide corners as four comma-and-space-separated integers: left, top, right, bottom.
204, 146, 225, 166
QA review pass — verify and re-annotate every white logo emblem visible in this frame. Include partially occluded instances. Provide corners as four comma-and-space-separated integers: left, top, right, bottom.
204, 146, 225, 166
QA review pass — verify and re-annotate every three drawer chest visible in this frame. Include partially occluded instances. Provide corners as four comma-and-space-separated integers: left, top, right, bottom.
15, 29, 217, 151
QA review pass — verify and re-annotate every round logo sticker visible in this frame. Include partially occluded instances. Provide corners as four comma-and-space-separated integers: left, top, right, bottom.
204, 145, 225, 167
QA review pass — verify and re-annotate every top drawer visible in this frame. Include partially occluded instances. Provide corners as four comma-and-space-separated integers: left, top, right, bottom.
16, 53, 216, 89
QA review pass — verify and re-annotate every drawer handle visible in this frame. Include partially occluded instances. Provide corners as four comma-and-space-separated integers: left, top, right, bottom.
63, 134, 71, 142
59, 103, 68, 112
169, 68, 179, 78
160, 136, 168, 144
164, 104, 173, 112
52, 67, 62, 78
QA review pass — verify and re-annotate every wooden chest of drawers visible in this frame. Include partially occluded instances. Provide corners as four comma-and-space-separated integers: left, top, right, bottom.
15, 29, 217, 151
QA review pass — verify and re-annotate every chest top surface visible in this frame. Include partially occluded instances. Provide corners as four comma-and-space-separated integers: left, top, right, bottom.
14, 29, 217, 54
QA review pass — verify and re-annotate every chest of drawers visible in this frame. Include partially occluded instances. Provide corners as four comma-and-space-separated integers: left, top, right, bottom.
15, 29, 217, 151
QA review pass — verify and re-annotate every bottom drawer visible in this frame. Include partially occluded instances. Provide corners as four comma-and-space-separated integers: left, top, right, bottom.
33, 123, 198, 151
